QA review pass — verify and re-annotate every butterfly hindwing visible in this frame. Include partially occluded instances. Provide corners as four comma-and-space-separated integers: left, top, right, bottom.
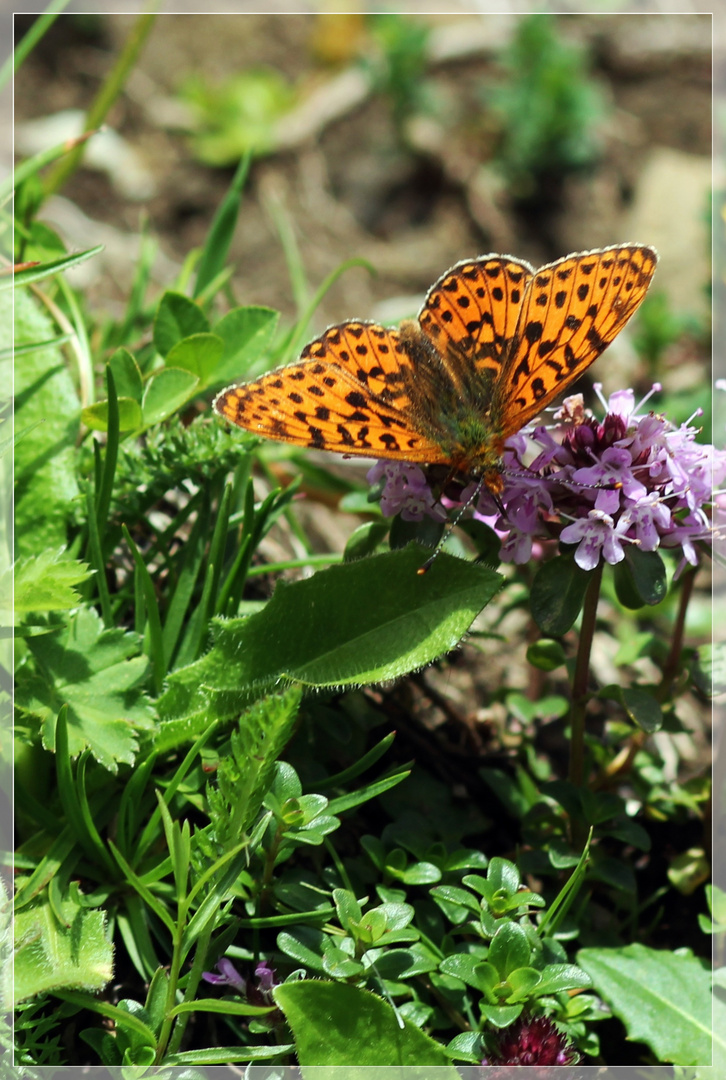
214, 350, 447, 463
495, 244, 658, 436
300, 321, 419, 411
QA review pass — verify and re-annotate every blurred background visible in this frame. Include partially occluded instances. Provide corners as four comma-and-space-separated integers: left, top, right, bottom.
11, 8, 713, 407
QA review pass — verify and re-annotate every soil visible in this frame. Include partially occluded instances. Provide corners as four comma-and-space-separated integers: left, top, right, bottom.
14, 11, 711, 330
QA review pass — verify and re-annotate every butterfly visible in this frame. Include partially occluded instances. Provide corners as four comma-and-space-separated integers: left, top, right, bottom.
214, 244, 658, 495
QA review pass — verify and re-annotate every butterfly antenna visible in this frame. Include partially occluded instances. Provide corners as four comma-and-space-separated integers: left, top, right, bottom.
417, 478, 488, 575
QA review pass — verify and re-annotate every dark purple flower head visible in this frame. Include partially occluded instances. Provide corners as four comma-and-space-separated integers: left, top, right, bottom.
481, 1014, 580, 1072
367, 386, 725, 574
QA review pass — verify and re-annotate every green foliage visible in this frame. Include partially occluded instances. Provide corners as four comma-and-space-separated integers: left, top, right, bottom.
631, 290, 703, 373
10, 43, 714, 1071
486, 13, 606, 197
275, 979, 456, 1068
13, 886, 113, 1005
366, 13, 432, 131
15, 607, 155, 770
578, 944, 716, 1066
180, 69, 297, 165
13, 288, 80, 557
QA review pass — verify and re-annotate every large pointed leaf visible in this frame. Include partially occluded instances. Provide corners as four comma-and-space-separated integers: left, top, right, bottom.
578, 943, 716, 1066
156, 545, 502, 749
274, 979, 456, 1071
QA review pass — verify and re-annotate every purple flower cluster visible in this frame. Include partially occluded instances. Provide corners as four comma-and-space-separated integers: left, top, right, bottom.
367, 386, 725, 575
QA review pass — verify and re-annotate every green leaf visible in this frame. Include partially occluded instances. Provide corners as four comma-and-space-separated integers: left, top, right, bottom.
273, 979, 457, 1070
578, 944, 717, 1066
15, 607, 155, 772
153, 291, 209, 357
12, 288, 80, 557
344, 521, 390, 562
166, 333, 224, 381
81, 397, 143, 433
108, 347, 144, 403
194, 153, 250, 298
141, 367, 200, 426
157, 545, 503, 737
614, 547, 667, 608
526, 638, 566, 671
164, 1045, 295, 1065
11, 549, 92, 616
213, 305, 279, 383
530, 553, 590, 635
13, 887, 113, 1004
599, 684, 663, 734
4, 245, 104, 291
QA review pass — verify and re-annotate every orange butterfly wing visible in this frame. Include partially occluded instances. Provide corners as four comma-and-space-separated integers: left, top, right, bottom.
495, 244, 658, 437
418, 256, 535, 383
214, 321, 449, 464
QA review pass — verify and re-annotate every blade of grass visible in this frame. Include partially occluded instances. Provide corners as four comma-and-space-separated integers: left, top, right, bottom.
193, 153, 250, 300
95, 365, 120, 551
262, 182, 310, 317
123, 524, 166, 694
3, 333, 72, 359
116, 750, 157, 858
55, 274, 94, 406
43, 8, 159, 198
174, 482, 232, 665
54, 712, 116, 878
3, 245, 104, 291
161, 492, 208, 667
111, 222, 157, 348
0, 0, 71, 90
85, 485, 113, 627
136, 722, 221, 864
246, 554, 342, 577
1, 129, 99, 203
281, 256, 376, 363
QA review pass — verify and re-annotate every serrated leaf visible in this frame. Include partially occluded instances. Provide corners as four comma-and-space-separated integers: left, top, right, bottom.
15, 607, 155, 772
12, 289, 80, 557
578, 943, 716, 1065
10, 549, 92, 616
14, 887, 112, 1004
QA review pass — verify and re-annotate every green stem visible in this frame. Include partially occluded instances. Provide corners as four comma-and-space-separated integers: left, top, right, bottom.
43, 7, 158, 198
155, 922, 185, 1064
657, 564, 697, 699
0, 0, 71, 90
568, 560, 603, 789
165, 924, 214, 1058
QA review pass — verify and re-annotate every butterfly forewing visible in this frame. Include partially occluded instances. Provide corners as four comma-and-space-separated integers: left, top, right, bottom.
214, 338, 447, 463
419, 256, 535, 378
215, 244, 657, 487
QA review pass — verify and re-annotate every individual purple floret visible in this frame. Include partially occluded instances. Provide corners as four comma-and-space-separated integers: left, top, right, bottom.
366, 386, 726, 574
